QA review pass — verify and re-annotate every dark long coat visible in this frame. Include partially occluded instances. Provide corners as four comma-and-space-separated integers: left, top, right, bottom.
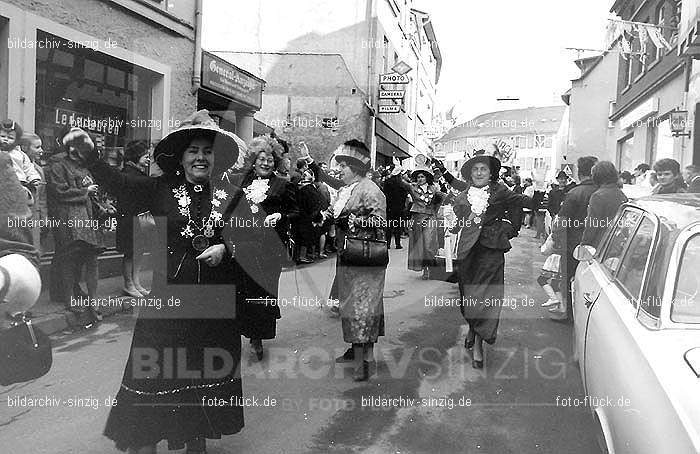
87, 159, 244, 452
223, 171, 299, 339
452, 182, 531, 344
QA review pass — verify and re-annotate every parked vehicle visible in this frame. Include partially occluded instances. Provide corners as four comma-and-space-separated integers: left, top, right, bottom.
572, 194, 700, 454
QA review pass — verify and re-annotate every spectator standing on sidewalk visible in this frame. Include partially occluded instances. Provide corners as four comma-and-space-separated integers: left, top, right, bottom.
20, 133, 48, 250
685, 165, 700, 193
115, 140, 152, 298
46, 128, 105, 328
382, 162, 409, 249
581, 161, 628, 248
652, 158, 687, 194
550, 155, 598, 322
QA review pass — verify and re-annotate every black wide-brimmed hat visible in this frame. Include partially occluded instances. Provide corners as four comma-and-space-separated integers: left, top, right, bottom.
411, 165, 434, 184
332, 140, 372, 171
154, 110, 245, 177
460, 148, 502, 182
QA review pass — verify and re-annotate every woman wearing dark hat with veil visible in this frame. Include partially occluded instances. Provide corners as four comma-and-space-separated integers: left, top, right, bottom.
450, 149, 531, 369
74, 111, 245, 454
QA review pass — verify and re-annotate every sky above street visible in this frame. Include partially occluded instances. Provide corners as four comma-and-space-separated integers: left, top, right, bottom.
203, 0, 613, 124
414, 0, 612, 122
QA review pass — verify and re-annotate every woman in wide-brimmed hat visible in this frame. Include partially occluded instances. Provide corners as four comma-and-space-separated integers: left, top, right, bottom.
76, 110, 246, 454
449, 148, 532, 369
303, 140, 388, 382
398, 163, 445, 279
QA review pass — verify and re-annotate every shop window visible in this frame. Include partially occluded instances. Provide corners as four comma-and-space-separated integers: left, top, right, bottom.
84, 59, 103, 82
34, 30, 159, 262
618, 134, 636, 175
35, 30, 154, 155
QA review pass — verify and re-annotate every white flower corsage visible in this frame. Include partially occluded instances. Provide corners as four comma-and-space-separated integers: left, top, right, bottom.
466, 186, 490, 225
244, 178, 270, 214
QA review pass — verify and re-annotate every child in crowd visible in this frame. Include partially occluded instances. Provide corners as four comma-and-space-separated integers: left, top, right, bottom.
0, 119, 41, 201
538, 230, 564, 311
19, 132, 48, 250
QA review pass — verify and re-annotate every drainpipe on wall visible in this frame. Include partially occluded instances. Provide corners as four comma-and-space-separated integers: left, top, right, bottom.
366, 0, 377, 167
191, 0, 203, 95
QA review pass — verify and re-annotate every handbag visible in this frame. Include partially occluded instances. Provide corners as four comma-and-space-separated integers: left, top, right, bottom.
0, 314, 53, 386
340, 235, 389, 267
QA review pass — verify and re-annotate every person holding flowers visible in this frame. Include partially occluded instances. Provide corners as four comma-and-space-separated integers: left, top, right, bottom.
449, 149, 532, 369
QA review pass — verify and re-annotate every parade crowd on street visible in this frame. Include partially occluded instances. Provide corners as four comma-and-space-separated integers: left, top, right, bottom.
2, 109, 700, 454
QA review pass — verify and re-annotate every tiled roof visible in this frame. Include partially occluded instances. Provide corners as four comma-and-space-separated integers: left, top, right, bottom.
436, 106, 566, 142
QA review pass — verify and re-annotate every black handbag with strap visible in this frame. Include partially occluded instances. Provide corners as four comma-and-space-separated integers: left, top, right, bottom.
340, 236, 389, 267
0, 313, 53, 386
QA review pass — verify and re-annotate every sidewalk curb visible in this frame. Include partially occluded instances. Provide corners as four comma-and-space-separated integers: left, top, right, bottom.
34, 296, 132, 336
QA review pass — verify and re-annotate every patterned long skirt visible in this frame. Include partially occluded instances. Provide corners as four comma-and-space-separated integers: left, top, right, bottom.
337, 263, 386, 343
408, 213, 438, 271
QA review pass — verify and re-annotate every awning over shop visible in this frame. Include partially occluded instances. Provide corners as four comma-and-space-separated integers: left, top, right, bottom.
375, 118, 411, 159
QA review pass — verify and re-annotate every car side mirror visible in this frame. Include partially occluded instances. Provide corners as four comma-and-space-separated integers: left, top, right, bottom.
573, 244, 596, 262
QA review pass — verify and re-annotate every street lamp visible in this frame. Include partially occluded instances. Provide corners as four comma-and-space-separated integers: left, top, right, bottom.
670, 110, 691, 137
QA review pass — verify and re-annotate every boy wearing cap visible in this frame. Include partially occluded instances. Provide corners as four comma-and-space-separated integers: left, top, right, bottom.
0, 120, 41, 200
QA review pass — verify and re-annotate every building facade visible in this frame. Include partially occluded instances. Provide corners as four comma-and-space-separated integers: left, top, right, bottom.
608, 0, 690, 171
0, 0, 200, 276
559, 52, 620, 175
679, 0, 700, 165
202, 0, 442, 166
435, 106, 566, 182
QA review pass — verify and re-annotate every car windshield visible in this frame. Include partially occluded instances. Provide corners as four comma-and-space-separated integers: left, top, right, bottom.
671, 234, 700, 324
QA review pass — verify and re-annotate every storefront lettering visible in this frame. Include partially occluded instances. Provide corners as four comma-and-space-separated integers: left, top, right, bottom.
209, 60, 257, 91
55, 109, 122, 136
201, 53, 263, 109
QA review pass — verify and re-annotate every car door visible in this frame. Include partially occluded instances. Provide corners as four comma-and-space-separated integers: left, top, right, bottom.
572, 208, 641, 379
585, 213, 660, 453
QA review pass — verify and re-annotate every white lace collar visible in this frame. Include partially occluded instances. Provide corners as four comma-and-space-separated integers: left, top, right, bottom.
333, 182, 359, 218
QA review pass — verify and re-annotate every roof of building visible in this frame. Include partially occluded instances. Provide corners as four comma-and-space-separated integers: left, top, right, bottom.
435, 105, 567, 142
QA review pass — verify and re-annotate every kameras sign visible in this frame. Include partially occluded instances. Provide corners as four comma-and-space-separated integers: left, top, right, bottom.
201, 52, 263, 109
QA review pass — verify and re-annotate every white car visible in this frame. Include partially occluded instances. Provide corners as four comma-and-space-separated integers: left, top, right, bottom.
572, 194, 700, 454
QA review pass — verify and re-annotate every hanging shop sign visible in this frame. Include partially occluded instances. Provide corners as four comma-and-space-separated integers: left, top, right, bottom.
201, 52, 264, 109
379, 73, 410, 84
379, 90, 405, 99
378, 105, 401, 113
